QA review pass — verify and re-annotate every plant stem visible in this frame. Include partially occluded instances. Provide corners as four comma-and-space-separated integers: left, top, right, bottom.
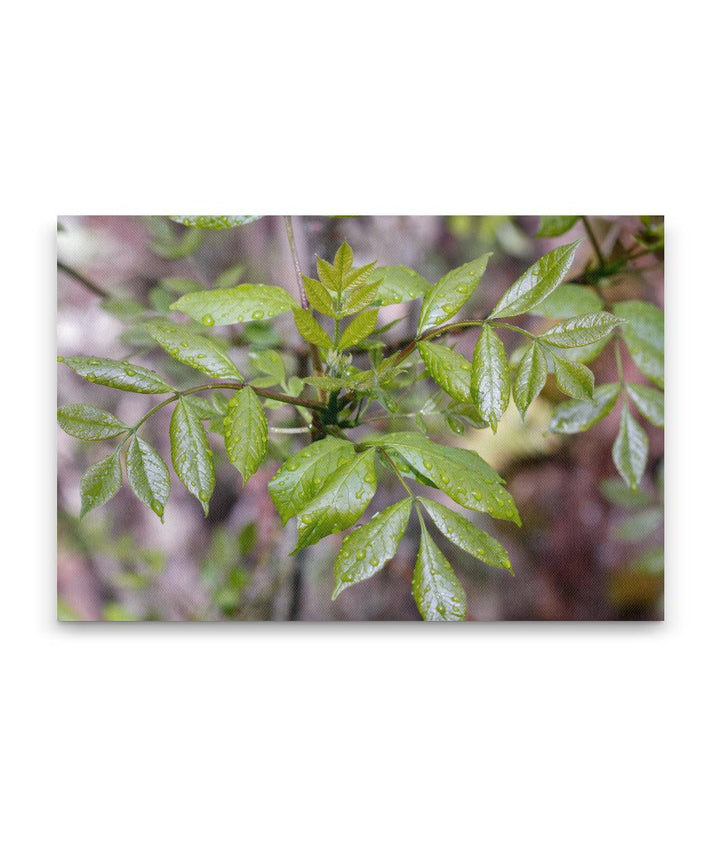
378, 448, 414, 499
487, 321, 536, 339
57, 260, 113, 299
581, 216, 606, 266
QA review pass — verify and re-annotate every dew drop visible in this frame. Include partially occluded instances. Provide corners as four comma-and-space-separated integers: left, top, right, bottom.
301, 514, 313, 524
355, 550, 366, 561
201, 314, 215, 327
87, 373, 97, 382
251, 310, 264, 320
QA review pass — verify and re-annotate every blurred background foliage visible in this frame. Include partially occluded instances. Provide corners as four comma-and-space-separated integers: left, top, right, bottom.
57, 215, 663, 620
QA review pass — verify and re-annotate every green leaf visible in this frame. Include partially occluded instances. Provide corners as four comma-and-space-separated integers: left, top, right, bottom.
418, 497, 512, 572
338, 309, 379, 349
334, 241, 354, 277
214, 263, 246, 289
599, 478, 653, 508
185, 394, 229, 421
80, 450, 123, 517
488, 241, 580, 319
539, 311, 622, 347
332, 498, 412, 599
292, 450, 378, 554
301, 275, 335, 315
170, 398, 215, 515
626, 383, 664, 427
373, 265, 432, 305
535, 216, 580, 238
412, 516, 466, 621
145, 320, 242, 380
512, 341, 547, 418
292, 308, 333, 348
366, 433, 520, 525
223, 388, 268, 483
300, 375, 360, 392
57, 404, 129, 441
417, 253, 491, 333
58, 356, 174, 394
249, 350, 286, 385
548, 383, 620, 433
611, 507, 663, 541
613, 300, 664, 388
612, 403, 649, 490
471, 325, 510, 432
417, 341, 472, 403
126, 435, 171, 520
529, 284, 604, 318
159, 277, 205, 294
170, 284, 298, 326
169, 215, 263, 228
316, 257, 340, 292
340, 267, 380, 315
551, 353, 594, 400
268, 437, 356, 525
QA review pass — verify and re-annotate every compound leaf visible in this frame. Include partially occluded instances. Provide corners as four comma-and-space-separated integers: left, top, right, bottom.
613, 403, 649, 490
145, 320, 242, 380
471, 325, 510, 432
488, 241, 580, 319
170, 284, 298, 326
338, 309, 378, 350
417, 341, 472, 403
539, 311, 622, 348
552, 353, 594, 400
58, 356, 174, 394
512, 341, 547, 418
302, 275, 335, 315
224, 387, 268, 484
613, 300, 664, 388
548, 383, 620, 433
412, 516, 466, 621
80, 450, 123, 517
57, 404, 129, 441
332, 498, 412, 599
418, 253, 491, 333
126, 435, 171, 520
170, 397, 215, 515
292, 308, 333, 349
626, 383, 664, 427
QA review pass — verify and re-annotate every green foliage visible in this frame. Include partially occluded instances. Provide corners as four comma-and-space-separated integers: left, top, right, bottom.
58, 221, 664, 621
535, 216, 580, 238
169, 215, 263, 228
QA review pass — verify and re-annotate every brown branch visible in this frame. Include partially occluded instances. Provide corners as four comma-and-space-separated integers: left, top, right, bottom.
57, 260, 112, 299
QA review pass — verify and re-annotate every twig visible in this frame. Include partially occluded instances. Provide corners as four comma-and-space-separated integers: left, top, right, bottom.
57, 260, 112, 299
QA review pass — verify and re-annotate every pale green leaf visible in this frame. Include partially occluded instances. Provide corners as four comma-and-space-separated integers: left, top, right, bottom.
316, 257, 340, 292
145, 320, 242, 380
599, 478, 653, 508
373, 265, 432, 306
611, 507, 663, 541
302, 275, 335, 314
488, 241, 580, 319
512, 341, 547, 418
471, 325, 510, 432
418, 497, 512, 572
552, 353, 594, 400
613, 300, 664, 388
80, 450, 123, 517
268, 437, 356, 525
169, 215, 263, 228
292, 308, 333, 348
529, 284, 604, 318
224, 388, 268, 483
334, 241, 353, 276
338, 309, 378, 350
214, 263, 246, 289
57, 404, 129, 441
548, 383, 620, 433
292, 450, 378, 554
340, 266, 380, 315
612, 403, 649, 490
365, 433, 520, 525
249, 350, 286, 384
332, 498, 412, 599
626, 383, 664, 427
417, 341, 472, 403
126, 435, 171, 520
535, 216, 580, 238
159, 277, 204, 294
170, 398, 215, 515
170, 284, 298, 326
412, 516, 466, 621
58, 356, 174, 394
539, 311, 622, 347
417, 253, 491, 333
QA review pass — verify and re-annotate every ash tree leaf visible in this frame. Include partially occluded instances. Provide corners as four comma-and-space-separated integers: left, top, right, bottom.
57, 404, 129, 441
332, 498, 413, 599
417, 341, 472, 403
126, 435, 171, 520
249, 349, 286, 385
612, 507, 663, 542
316, 257, 340, 292
626, 383, 664, 427
292, 450, 378, 554
613, 300, 664, 389
170, 398, 215, 515
612, 403, 649, 490
170, 284, 298, 326
159, 277, 205, 295
365, 433, 520, 525
551, 352, 594, 400
488, 241, 580, 319
412, 515, 466, 621
268, 437, 356, 524
512, 341, 547, 418
145, 320, 243, 380
535, 216, 580, 238
301, 275, 335, 315
292, 308, 333, 348
80, 450, 123, 517
529, 284, 604, 318
417, 253, 492, 333
334, 241, 354, 277
169, 215, 263, 228
223, 387, 268, 484
338, 309, 379, 349
471, 325, 510, 432
418, 497, 512, 572
539, 311, 623, 347
214, 263, 246, 289
548, 383, 620, 433
373, 265, 432, 306
340, 267, 380, 315
58, 356, 174, 394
